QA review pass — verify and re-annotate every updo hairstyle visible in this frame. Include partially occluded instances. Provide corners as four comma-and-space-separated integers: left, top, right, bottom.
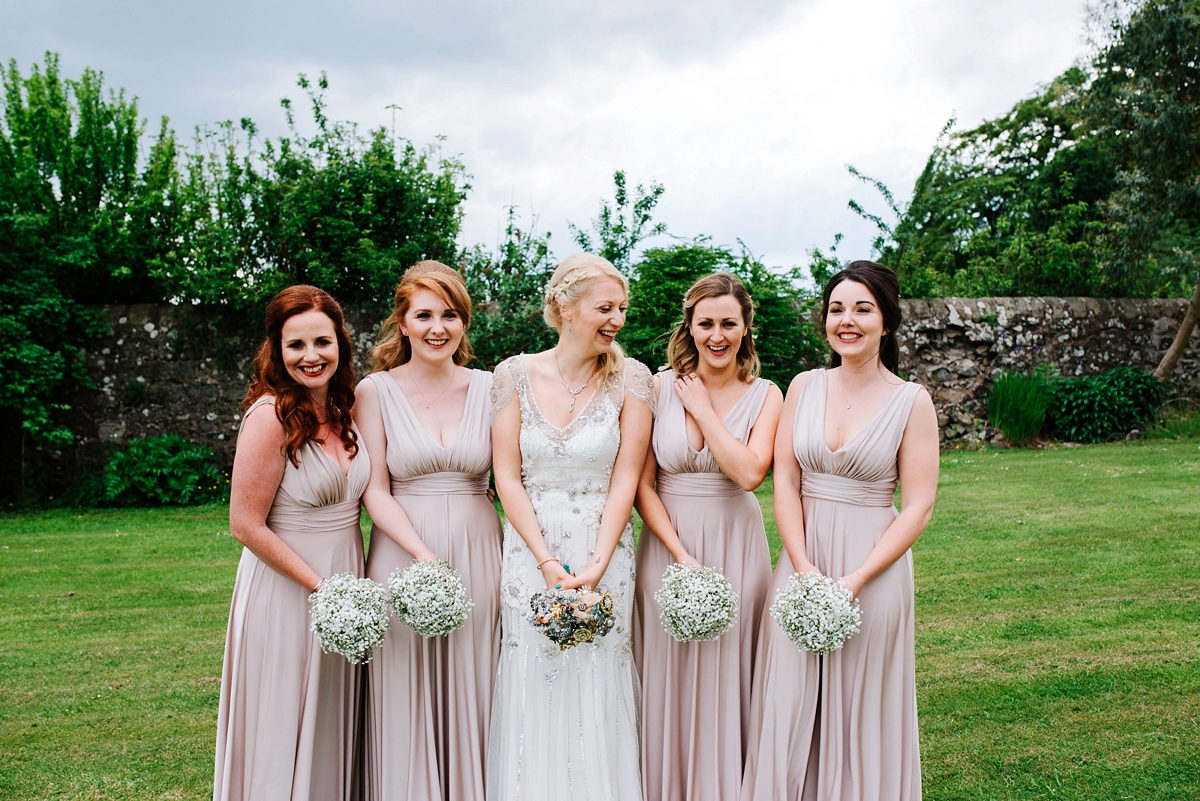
373, 260, 474, 372
543, 253, 628, 390
820, 260, 902, 374
665, 272, 760, 382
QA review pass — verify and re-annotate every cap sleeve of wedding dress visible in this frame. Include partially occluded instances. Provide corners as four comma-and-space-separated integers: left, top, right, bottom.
623, 358, 656, 415
489, 356, 519, 423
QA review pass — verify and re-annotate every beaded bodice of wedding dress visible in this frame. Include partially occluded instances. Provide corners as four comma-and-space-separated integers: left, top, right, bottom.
487, 354, 653, 801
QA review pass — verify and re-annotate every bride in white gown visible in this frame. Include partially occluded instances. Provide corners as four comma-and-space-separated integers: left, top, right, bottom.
488, 253, 654, 801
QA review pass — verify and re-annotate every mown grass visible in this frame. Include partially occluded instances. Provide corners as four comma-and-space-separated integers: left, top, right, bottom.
0, 440, 1197, 799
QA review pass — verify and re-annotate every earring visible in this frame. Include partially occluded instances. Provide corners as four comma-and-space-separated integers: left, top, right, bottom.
401, 329, 408, 337
568, 322, 573, 340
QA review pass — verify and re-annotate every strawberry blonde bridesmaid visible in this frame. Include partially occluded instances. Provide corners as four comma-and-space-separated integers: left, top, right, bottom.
633, 273, 783, 801
354, 261, 502, 801
215, 286, 369, 801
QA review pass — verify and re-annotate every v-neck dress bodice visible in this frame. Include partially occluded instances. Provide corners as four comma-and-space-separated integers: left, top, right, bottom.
634, 373, 774, 801
360, 368, 503, 801
215, 396, 369, 801
742, 369, 923, 801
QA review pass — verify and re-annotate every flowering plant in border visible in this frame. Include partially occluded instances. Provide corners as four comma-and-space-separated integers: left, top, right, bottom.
528, 588, 616, 650
308, 572, 390, 664
654, 563, 739, 642
769, 572, 862, 655
388, 560, 473, 637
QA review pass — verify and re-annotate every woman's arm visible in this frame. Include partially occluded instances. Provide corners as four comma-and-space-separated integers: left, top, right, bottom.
229, 403, 324, 591
633, 377, 701, 567
491, 378, 572, 590
773, 373, 820, 577
563, 384, 654, 591
840, 387, 939, 598
353, 378, 437, 562
674, 378, 784, 491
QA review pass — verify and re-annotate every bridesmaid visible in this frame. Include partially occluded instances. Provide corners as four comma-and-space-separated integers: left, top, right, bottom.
354, 261, 502, 801
214, 285, 369, 801
740, 261, 939, 801
633, 272, 783, 801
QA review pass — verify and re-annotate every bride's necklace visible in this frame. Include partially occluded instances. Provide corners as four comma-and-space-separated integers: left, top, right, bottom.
837, 369, 886, 409
554, 349, 596, 413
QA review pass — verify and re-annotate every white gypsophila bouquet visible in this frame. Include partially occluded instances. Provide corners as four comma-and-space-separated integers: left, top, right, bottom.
769, 572, 862, 655
654, 563, 739, 643
308, 572, 390, 664
387, 560, 473, 637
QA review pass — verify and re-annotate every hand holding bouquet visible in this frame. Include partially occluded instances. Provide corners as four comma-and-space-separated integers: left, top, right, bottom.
308, 572, 390, 664
528, 588, 616, 650
654, 563, 739, 642
769, 572, 862, 655
388, 560, 473, 638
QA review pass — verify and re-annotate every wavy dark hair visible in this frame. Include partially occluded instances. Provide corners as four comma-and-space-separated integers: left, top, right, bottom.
820, 260, 902, 374
243, 285, 359, 466
666, 272, 760, 381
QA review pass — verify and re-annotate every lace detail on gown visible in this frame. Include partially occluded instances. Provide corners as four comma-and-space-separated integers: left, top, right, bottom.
487, 354, 647, 801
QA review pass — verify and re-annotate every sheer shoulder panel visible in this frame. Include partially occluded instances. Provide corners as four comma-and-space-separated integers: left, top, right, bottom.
623, 358, 656, 415
489, 356, 520, 423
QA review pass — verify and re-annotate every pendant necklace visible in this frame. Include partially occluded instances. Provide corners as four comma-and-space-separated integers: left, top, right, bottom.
838, 369, 886, 409
405, 367, 456, 410
554, 349, 595, 413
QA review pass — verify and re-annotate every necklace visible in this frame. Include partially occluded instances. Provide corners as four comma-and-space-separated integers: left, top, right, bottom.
554, 349, 596, 413
837, 369, 886, 409
403, 367, 456, 410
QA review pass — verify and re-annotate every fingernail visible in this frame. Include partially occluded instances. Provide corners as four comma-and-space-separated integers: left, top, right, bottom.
555, 584, 562, 589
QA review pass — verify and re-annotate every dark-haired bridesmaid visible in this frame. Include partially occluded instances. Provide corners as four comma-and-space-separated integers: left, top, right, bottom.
354, 261, 502, 801
741, 261, 939, 801
214, 285, 369, 801
633, 272, 783, 801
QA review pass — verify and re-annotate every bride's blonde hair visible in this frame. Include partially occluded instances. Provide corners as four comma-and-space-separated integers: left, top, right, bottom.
543, 253, 628, 390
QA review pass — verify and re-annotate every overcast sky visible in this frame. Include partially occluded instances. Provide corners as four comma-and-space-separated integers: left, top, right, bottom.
3, 0, 1089, 273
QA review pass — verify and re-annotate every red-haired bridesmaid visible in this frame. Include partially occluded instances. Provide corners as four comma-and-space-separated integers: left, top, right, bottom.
214, 285, 370, 801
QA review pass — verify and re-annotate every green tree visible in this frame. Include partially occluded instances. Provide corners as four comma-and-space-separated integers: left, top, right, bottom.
570, 170, 668, 271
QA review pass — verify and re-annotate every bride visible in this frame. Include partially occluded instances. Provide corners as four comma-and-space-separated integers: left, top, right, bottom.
487, 253, 654, 800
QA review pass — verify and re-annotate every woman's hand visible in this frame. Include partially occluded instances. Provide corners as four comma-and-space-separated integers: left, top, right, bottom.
674, 551, 702, 568
541, 560, 572, 590
673, 373, 717, 422
838, 571, 866, 600
561, 563, 606, 592
412, 548, 440, 563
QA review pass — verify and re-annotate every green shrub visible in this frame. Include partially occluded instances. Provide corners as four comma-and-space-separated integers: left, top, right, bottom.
986, 370, 1052, 446
1047, 367, 1164, 443
104, 435, 228, 507
1147, 399, 1200, 439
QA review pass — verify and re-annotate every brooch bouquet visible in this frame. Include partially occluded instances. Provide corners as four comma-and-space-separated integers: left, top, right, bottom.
308, 572, 390, 664
528, 588, 616, 650
654, 564, 739, 642
388, 560, 474, 637
769, 572, 862, 655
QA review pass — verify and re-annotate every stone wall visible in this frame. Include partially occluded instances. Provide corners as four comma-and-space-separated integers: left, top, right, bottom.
13, 297, 1200, 494
896, 297, 1199, 445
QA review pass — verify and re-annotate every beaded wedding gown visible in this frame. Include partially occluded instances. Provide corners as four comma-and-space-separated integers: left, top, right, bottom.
486, 355, 654, 801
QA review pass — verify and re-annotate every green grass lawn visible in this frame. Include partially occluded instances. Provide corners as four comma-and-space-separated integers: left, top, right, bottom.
1, 440, 1197, 799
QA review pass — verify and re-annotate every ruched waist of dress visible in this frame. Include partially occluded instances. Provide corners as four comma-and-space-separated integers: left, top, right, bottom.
656, 470, 745, 497
801, 471, 896, 508
267, 499, 362, 533
391, 471, 489, 496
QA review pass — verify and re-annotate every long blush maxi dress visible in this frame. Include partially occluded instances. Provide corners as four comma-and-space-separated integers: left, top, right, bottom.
214, 396, 370, 801
741, 369, 923, 801
633, 373, 773, 801
360, 369, 502, 801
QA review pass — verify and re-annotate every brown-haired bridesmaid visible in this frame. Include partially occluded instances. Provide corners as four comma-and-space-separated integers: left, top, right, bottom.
354, 261, 502, 801
633, 272, 783, 801
214, 285, 369, 801
741, 261, 939, 801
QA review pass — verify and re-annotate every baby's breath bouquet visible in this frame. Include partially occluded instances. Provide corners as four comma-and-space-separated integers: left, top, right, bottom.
528, 588, 616, 650
770, 572, 862, 655
387, 560, 473, 637
654, 564, 739, 642
308, 572, 390, 664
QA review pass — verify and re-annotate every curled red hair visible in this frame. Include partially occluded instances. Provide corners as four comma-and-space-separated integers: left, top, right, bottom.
243, 285, 359, 466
